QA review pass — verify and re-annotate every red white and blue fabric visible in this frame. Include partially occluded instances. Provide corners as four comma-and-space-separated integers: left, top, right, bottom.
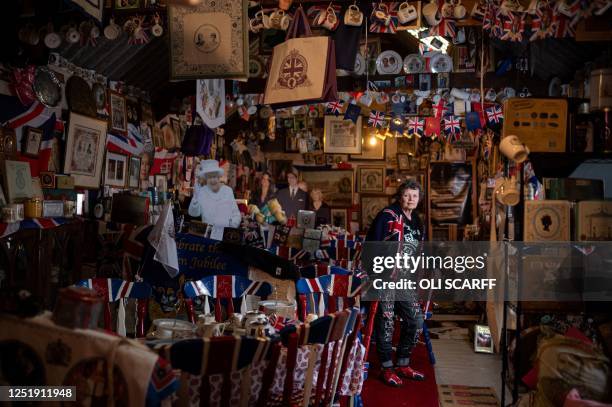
486, 104, 504, 124
530, 3, 556, 41
432, 100, 448, 118
75, 278, 153, 301
369, 3, 399, 34
407, 117, 424, 137
326, 100, 344, 116
268, 245, 309, 263
429, 18, 456, 39
151, 148, 179, 175
107, 123, 144, 156
298, 263, 351, 278
184, 275, 272, 317
383, 209, 404, 241
1, 96, 60, 176
0, 217, 69, 239
368, 110, 386, 128
296, 274, 362, 316
444, 115, 462, 140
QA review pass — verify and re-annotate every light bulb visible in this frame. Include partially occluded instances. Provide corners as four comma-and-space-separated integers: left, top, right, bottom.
369, 136, 377, 146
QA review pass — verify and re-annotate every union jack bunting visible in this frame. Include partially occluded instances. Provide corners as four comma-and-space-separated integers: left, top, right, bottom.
75, 278, 152, 301
369, 3, 399, 34
486, 105, 504, 124
530, 3, 556, 41
500, 12, 525, 42
183, 275, 272, 299
326, 100, 345, 116
429, 18, 456, 39
407, 117, 425, 136
268, 245, 310, 263
368, 110, 386, 128
444, 115, 462, 135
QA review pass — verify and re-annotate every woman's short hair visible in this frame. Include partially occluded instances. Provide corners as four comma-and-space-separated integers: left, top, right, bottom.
393, 180, 422, 202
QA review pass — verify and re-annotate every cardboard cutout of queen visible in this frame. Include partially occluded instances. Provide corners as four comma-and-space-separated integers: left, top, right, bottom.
188, 160, 241, 232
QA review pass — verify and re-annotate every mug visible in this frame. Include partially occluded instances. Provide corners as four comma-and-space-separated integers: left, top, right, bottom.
500, 135, 530, 163
398, 2, 418, 24
250, 10, 266, 33
262, 11, 272, 29
321, 7, 338, 30
269, 9, 285, 29
495, 176, 520, 206
454, 0, 467, 18
374, 4, 392, 26
485, 88, 497, 102
442, 0, 455, 18
423, 0, 442, 26
197, 322, 225, 338
344, 4, 363, 26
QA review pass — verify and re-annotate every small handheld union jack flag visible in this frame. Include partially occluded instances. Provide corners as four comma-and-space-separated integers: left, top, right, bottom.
368, 110, 386, 128
326, 100, 344, 116
407, 117, 424, 137
432, 99, 448, 118
486, 104, 504, 124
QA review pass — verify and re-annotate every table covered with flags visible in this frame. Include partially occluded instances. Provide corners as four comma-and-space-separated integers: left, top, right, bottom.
0, 217, 74, 239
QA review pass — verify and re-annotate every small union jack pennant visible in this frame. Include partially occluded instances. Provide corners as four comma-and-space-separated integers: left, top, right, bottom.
432, 99, 448, 118
486, 105, 504, 124
368, 110, 386, 128
326, 100, 344, 116
407, 117, 425, 137
444, 116, 462, 141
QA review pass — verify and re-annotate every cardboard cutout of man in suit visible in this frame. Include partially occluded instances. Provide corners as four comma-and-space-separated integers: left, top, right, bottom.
276, 170, 309, 219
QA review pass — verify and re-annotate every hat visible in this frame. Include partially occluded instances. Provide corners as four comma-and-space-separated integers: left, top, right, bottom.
196, 159, 224, 178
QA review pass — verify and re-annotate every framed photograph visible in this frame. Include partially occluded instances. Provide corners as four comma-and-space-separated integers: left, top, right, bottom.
576, 201, 612, 241
3, 160, 33, 203
168, 0, 249, 80
324, 116, 362, 154
360, 194, 391, 230
64, 113, 108, 189
331, 208, 348, 230
108, 90, 127, 136
155, 174, 168, 193
285, 134, 299, 153
126, 97, 141, 126
104, 152, 128, 187
397, 153, 411, 170
300, 169, 354, 207
39, 171, 55, 188
350, 127, 386, 160
358, 166, 385, 193
474, 324, 494, 353
22, 127, 43, 158
115, 0, 139, 10
128, 156, 141, 188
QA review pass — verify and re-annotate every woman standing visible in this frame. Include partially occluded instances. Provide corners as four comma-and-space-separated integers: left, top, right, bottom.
250, 172, 276, 209
310, 188, 331, 226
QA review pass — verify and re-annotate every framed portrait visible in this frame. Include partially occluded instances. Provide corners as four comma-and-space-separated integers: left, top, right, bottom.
22, 127, 43, 158
300, 169, 354, 208
331, 208, 348, 230
397, 153, 411, 170
155, 174, 168, 193
126, 97, 141, 126
128, 156, 141, 188
115, 0, 139, 10
104, 152, 128, 187
64, 113, 108, 189
360, 194, 391, 230
3, 160, 33, 203
168, 0, 249, 80
350, 127, 385, 160
324, 116, 362, 154
108, 90, 127, 136
358, 166, 385, 193
40, 171, 55, 188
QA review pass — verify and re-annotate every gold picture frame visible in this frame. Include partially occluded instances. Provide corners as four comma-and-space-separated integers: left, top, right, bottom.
168, 0, 249, 80
300, 169, 354, 208
323, 115, 362, 155
358, 166, 385, 193
64, 113, 108, 189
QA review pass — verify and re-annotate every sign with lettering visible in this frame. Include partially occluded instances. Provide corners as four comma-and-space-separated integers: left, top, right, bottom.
176, 233, 247, 279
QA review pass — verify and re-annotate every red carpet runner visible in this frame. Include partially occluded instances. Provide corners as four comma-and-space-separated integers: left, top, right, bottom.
361, 344, 439, 406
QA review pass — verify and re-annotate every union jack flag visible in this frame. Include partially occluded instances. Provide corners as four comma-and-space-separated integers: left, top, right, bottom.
326, 100, 345, 116
383, 209, 404, 241
444, 115, 462, 136
407, 117, 425, 136
368, 110, 386, 128
429, 18, 456, 39
432, 99, 448, 118
75, 278, 152, 301
500, 12, 525, 42
486, 105, 504, 124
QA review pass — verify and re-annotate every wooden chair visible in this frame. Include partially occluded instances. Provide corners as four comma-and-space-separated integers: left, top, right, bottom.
75, 278, 152, 337
183, 275, 273, 323
170, 335, 281, 407
295, 274, 363, 321
262, 307, 361, 407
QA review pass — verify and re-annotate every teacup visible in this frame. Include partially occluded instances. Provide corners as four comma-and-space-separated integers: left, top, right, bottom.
197, 322, 225, 338
321, 7, 338, 30
374, 4, 392, 26
243, 311, 268, 327
269, 9, 286, 29
495, 176, 520, 206
250, 10, 266, 33
500, 135, 530, 163
454, 0, 467, 18
423, 0, 442, 26
398, 2, 418, 24
344, 4, 364, 26
198, 313, 216, 324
